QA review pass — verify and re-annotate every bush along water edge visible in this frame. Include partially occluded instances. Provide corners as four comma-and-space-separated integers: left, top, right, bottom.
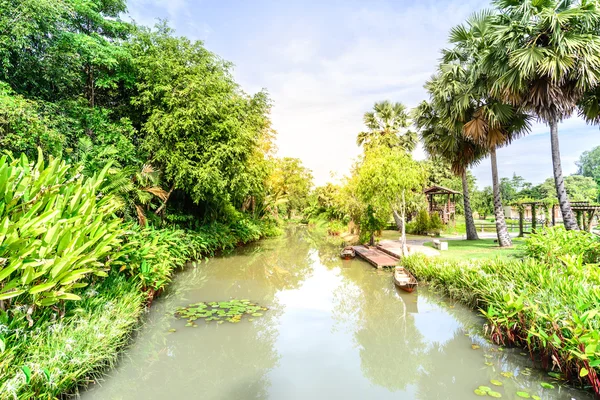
402, 228, 600, 396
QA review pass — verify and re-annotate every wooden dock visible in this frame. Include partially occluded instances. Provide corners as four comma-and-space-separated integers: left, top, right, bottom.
352, 245, 399, 269
376, 241, 404, 259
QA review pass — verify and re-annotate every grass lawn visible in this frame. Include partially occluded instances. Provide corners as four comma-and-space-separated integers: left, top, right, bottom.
424, 238, 526, 261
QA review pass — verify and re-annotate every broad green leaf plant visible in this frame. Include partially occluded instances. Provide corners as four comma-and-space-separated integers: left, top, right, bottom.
0, 150, 125, 309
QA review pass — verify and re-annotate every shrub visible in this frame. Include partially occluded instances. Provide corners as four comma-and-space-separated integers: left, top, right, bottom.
428, 212, 443, 236
525, 226, 600, 265
0, 151, 125, 309
407, 210, 443, 235
410, 210, 431, 235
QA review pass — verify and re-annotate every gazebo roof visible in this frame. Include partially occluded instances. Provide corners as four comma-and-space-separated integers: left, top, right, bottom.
423, 185, 461, 196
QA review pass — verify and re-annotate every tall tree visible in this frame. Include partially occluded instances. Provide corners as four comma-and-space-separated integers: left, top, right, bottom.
356, 101, 417, 152
130, 24, 273, 219
355, 146, 427, 249
432, 14, 533, 246
577, 145, 600, 193
0, 0, 132, 106
414, 99, 486, 240
267, 157, 313, 220
482, 0, 600, 230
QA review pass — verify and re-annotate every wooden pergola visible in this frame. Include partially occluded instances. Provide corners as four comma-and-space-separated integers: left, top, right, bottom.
424, 185, 460, 224
571, 202, 600, 232
516, 200, 598, 235
516, 201, 555, 236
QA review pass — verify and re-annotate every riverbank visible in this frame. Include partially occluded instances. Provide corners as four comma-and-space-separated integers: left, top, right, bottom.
402, 227, 600, 396
0, 220, 279, 399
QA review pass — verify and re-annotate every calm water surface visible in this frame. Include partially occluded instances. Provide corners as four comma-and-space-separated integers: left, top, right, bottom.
81, 227, 592, 400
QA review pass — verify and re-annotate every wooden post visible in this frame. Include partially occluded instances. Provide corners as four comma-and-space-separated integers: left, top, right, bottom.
587, 209, 596, 233
551, 204, 556, 226
531, 204, 537, 233
518, 208, 524, 237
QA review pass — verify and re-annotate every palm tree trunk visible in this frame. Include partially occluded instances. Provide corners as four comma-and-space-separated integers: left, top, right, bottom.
549, 118, 579, 230
490, 148, 512, 247
461, 170, 479, 240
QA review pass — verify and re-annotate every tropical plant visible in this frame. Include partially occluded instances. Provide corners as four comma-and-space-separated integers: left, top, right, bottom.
102, 164, 168, 226
0, 150, 124, 310
356, 101, 417, 152
480, 0, 600, 230
525, 225, 600, 264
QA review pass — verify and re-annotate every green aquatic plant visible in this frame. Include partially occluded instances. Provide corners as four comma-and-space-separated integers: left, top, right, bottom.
175, 299, 268, 325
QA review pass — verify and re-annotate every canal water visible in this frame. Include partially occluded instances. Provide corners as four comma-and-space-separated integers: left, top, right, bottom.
81, 227, 592, 400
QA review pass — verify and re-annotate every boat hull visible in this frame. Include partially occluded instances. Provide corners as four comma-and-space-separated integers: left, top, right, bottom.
393, 266, 418, 293
340, 246, 356, 260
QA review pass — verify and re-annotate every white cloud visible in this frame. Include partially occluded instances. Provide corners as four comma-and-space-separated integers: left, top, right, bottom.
234, 1, 490, 185
125, 0, 600, 188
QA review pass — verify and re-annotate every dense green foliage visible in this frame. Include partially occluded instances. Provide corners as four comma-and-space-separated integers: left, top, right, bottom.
0, 152, 123, 308
267, 157, 313, 220
0, 274, 145, 399
354, 146, 427, 243
130, 24, 273, 215
524, 226, 600, 265
578, 146, 600, 190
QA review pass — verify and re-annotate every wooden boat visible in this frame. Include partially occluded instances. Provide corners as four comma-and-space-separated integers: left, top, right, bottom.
393, 266, 418, 293
340, 246, 356, 260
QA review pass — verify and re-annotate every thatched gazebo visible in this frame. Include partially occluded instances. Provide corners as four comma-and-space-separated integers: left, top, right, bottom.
424, 185, 460, 224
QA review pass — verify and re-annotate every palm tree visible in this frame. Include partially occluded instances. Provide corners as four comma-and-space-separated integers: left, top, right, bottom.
103, 164, 168, 226
477, 0, 600, 230
426, 53, 531, 247
413, 99, 487, 240
357, 101, 417, 152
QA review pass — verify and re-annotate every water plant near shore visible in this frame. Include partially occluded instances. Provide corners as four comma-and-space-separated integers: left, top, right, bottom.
174, 299, 268, 325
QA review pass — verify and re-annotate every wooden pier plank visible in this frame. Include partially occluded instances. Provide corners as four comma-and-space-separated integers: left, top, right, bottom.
352, 245, 399, 268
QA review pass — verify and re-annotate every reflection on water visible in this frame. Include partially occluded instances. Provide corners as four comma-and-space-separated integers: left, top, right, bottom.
81, 227, 592, 400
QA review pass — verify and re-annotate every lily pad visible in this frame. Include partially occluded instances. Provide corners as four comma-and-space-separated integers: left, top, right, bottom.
478, 386, 492, 393
516, 392, 530, 398
175, 299, 268, 326
488, 391, 502, 398
472, 344, 481, 350
531, 396, 541, 400
490, 380, 503, 386
500, 371, 514, 378
540, 382, 554, 389
474, 389, 487, 396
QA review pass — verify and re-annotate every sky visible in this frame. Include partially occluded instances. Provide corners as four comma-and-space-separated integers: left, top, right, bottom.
125, 0, 600, 188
